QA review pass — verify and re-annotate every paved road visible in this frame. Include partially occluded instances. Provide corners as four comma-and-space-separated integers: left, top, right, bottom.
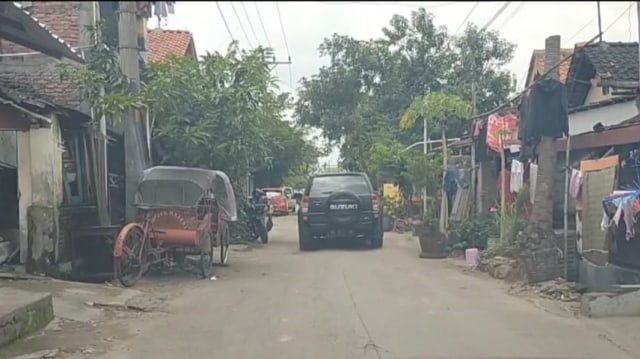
97, 216, 639, 359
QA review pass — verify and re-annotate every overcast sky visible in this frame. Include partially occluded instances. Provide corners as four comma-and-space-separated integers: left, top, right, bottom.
160, 1, 639, 166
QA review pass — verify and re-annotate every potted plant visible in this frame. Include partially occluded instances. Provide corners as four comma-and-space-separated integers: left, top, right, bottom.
382, 194, 402, 232
415, 216, 448, 259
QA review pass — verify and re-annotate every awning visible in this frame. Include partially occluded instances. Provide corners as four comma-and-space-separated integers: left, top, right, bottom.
0, 2, 84, 63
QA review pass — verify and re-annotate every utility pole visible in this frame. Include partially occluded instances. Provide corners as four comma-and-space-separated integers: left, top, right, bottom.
597, 1, 603, 42
636, 2, 640, 112
471, 80, 477, 215
118, 2, 144, 221
423, 117, 428, 217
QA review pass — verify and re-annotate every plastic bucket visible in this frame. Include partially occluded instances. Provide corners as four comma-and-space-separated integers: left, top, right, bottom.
382, 215, 394, 232
465, 248, 479, 269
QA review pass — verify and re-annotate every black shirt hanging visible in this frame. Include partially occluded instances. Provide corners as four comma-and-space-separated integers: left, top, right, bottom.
520, 78, 569, 143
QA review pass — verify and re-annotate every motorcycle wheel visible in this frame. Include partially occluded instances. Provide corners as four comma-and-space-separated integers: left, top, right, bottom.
259, 223, 269, 244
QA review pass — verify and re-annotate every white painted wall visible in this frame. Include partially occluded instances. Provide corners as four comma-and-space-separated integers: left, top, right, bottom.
569, 101, 639, 136
17, 117, 64, 264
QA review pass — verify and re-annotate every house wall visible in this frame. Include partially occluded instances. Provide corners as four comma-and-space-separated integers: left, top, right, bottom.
568, 101, 639, 136
14, 116, 64, 271
0, 2, 95, 113
0, 132, 17, 166
584, 85, 614, 104
0, 1, 83, 54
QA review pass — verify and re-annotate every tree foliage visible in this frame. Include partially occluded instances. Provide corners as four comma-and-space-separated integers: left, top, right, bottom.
294, 8, 516, 175
62, 23, 318, 198
400, 92, 473, 133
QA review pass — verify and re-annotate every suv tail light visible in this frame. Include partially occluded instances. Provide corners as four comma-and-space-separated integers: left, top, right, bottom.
372, 193, 380, 217
301, 196, 310, 214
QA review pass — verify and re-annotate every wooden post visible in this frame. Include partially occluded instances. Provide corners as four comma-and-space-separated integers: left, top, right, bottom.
471, 80, 477, 217
118, 2, 143, 221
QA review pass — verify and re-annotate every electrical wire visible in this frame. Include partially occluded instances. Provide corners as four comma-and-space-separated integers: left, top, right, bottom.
241, 2, 262, 46
216, 2, 235, 43
230, 2, 254, 48
604, 2, 634, 33
275, 2, 293, 90
254, 2, 272, 47
474, 1, 634, 121
564, 19, 594, 46
495, 2, 525, 30
312, 1, 462, 9
454, 2, 479, 35
472, 32, 602, 120
481, 2, 511, 30
628, 1, 634, 41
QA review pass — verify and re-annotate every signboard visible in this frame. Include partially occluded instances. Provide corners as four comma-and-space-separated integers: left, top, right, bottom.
383, 183, 400, 199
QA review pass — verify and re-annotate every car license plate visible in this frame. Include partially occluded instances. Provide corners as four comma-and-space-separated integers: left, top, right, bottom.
329, 203, 358, 210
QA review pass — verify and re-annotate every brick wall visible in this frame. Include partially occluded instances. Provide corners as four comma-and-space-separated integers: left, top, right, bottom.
0, 1, 91, 112
0, 1, 82, 55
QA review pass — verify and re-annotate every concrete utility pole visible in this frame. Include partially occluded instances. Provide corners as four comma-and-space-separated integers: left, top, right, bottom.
637, 2, 640, 93
118, 1, 144, 221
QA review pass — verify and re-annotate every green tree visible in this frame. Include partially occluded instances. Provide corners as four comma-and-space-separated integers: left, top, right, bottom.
60, 26, 316, 237
294, 8, 515, 173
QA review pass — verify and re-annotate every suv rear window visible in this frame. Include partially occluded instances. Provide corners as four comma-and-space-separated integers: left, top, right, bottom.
309, 175, 371, 196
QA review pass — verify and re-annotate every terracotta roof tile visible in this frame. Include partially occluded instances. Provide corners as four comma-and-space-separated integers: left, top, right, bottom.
147, 29, 196, 63
531, 48, 574, 84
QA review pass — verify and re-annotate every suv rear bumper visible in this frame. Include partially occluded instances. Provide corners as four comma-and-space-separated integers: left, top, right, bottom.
301, 218, 381, 238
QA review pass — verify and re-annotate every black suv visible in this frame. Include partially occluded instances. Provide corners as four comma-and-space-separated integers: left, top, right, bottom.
297, 172, 383, 250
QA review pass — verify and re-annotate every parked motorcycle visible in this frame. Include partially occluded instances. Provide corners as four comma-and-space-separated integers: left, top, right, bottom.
247, 189, 273, 243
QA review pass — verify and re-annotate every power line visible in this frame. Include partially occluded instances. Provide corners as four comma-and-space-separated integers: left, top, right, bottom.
312, 1, 462, 9
472, 31, 602, 120
474, 2, 634, 121
254, 2, 272, 47
603, 2, 634, 33
564, 19, 594, 46
216, 2, 235, 43
454, 2, 479, 35
230, 2, 254, 48
481, 2, 511, 30
495, 2, 525, 30
240, 2, 261, 46
275, 2, 291, 57
275, 2, 293, 90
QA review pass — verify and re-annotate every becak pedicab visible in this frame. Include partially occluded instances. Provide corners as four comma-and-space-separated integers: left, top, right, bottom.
113, 166, 237, 287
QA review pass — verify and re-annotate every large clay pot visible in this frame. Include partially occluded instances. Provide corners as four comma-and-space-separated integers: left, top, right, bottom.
382, 215, 394, 232
417, 226, 448, 259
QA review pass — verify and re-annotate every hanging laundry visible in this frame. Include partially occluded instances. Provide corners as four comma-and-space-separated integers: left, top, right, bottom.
497, 168, 517, 209
520, 78, 569, 143
137, 1, 153, 18
569, 169, 583, 199
167, 1, 176, 14
473, 119, 482, 138
510, 159, 524, 193
486, 112, 519, 154
603, 191, 640, 240
517, 94, 531, 144
580, 155, 619, 172
529, 163, 538, 204
473, 118, 493, 162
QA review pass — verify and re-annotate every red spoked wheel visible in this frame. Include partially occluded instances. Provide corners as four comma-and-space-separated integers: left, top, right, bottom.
113, 224, 147, 287
200, 230, 214, 278
218, 221, 230, 266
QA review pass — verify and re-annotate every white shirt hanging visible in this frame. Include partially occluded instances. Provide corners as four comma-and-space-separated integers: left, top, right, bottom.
510, 159, 524, 193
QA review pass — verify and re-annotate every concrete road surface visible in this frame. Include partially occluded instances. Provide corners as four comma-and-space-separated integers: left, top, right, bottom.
97, 215, 639, 359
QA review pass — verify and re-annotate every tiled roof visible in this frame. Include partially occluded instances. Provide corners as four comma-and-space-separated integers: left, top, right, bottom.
580, 42, 638, 82
4, 2, 83, 62
0, 60, 82, 110
530, 48, 574, 84
148, 29, 196, 63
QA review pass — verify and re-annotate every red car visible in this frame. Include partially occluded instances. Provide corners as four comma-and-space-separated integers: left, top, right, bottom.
262, 187, 296, 215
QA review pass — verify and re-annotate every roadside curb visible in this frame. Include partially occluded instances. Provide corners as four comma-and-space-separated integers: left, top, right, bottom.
0, 288, 54, 348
